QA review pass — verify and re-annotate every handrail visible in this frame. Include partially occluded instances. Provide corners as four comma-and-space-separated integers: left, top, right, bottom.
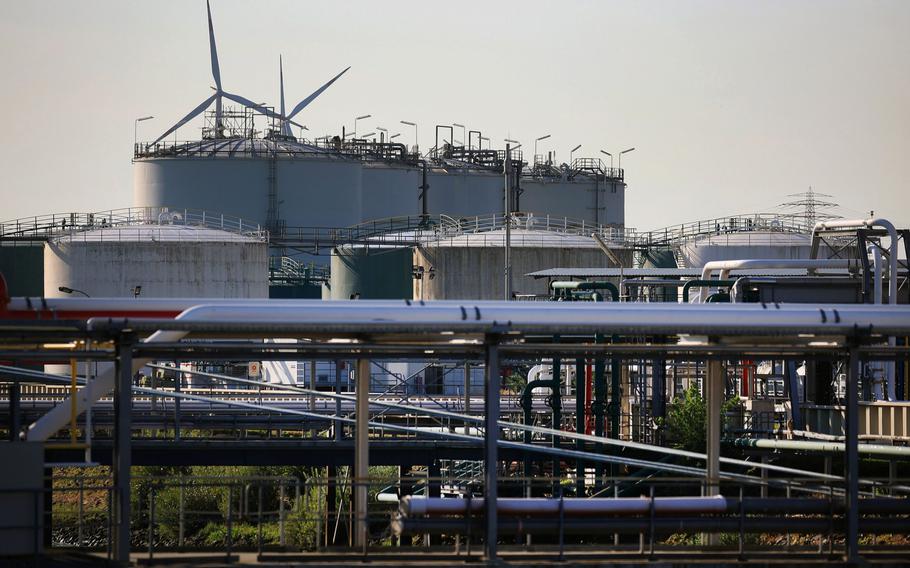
2, 208, 813, 252
640, 212, 811, 247
0, 206, 267, 242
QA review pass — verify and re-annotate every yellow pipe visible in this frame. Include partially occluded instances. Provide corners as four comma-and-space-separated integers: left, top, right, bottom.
70, 358, 78, 444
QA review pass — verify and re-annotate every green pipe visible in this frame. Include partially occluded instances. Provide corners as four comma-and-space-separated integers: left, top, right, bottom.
551, 281, 619, 301
705, 292, 731, 303
681, 279, 737, 303
568, 290, 604, 302
521, 380, 561, 413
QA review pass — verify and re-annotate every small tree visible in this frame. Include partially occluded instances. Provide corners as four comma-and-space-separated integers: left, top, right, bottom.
666, 384, 706, 452
666, 384, 745, 452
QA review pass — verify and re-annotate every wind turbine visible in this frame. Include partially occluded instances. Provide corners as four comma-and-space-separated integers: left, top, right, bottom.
153, 0, 286, 145
276, 55, 351, 139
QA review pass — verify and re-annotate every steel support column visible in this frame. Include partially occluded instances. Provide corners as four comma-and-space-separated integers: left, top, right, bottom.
593, 335, 606, 484
575, 358, 586, 497
113, 337, 134, 564
334, 360, 343, 442
464, 362, 472, 435
786, 360, 803, 430
610, 355, 621, 438
484, 339, 501, 561
9, 379, 20, 441
845, 346, 860, 562
705, 359, 723, 497
354, 358, 370, 549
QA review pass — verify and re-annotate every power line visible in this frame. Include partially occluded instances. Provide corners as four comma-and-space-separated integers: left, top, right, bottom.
779, 186, 840, 229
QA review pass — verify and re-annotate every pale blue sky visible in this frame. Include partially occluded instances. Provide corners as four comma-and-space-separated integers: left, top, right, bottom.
1, 0, 907, 229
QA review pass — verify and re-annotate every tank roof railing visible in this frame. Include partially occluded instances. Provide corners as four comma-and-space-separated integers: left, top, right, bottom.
275, 213, 637, 252
638, 212, 814, 248
0, 207, 268, 243
134, 138, 619, 181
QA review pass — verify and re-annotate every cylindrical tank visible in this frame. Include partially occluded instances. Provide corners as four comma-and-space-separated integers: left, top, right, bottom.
328, 245, 412, 300
133, 139, 627, 230
44, 224, 268, 298
133, 139, 363, 230
678, 232, 818, 268
0, 242, 44, 296
414, 229, 616, 300
639, 249, 679, 302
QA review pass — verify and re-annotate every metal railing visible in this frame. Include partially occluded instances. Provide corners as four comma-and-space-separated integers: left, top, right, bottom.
0, 207, 267, 242
638, 213, 810, 247
19, 472, 908, 561
1, 206, 809, 254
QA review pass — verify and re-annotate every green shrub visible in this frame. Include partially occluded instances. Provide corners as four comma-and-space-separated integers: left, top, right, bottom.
196, 521, 279, 547
666, 384, 706, 452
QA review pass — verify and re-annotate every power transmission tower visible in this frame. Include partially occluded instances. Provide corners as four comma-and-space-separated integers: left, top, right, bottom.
779, 186, 839, 230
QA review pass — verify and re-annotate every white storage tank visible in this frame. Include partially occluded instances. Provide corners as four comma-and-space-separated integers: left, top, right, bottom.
678, 231, 817, 269
44, 223, 268, 299
413, 225, 622, 300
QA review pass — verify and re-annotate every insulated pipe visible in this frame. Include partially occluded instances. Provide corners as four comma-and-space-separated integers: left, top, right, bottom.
24, 365, 893, 492
698, 259, 860, 303
733, 437, 910, 458
681, 279, 737, 304
393, 516, 902, 537
868, 244, 887, 400
815, 218, 898, 305
85, 301, 910, 336
27, 300, 910, 440
145, 364, 863, 483
400, 496, 910, 518
26, 325, 188, 441
869, 245, 884, 306
818, 218, 902, 399
401, 495, 728, 517
551, 281, 619, 301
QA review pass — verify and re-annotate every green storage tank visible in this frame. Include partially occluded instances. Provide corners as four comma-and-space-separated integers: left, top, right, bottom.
0, 243, 44, 296
639, 248, 678, 302
329, 246, 412, 300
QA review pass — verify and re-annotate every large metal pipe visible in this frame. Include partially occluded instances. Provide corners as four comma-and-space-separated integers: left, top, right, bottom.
402, 495, 728, 517
868, 244, 888, 400
816, 218, 900, 402
25, 299, 910, 440
87, 301, 910, 336
144, 365, 863, 483
734, 437, 910, 458
814, 218, 899, 305
550, 281, 619, 301
681, 279, 736, 304
27, 325, 189, 441
354, 358, 370, 549
22, 366, 893, 495
393, 516, 902, 537
400, 496, 910, 517
697, 259, 860, 303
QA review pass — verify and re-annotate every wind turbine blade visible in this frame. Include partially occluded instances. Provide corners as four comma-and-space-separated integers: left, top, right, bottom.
207, 0, 222, 90
288, 119, 307, 130
279, 56, 286, 118
287, 66, 351, 120
221, 91, 283, 121
152, 94, 217, 145
279, 55, 292, 137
